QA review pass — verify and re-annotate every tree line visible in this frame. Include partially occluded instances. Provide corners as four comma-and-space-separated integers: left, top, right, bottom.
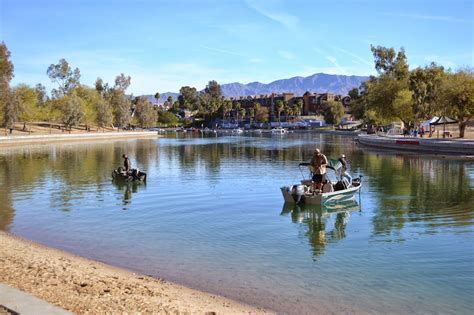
349, 46, 473, 137
1, 42, 472, 136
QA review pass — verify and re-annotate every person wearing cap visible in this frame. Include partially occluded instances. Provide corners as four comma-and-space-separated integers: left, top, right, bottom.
338, 154, 352, 184
310, 148, 328, 192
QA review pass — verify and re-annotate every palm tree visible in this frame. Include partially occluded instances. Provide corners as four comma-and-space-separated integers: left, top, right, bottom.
276, 100, 284, 124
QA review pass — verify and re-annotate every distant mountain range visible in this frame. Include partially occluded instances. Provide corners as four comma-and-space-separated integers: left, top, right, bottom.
143, 73, 369, 103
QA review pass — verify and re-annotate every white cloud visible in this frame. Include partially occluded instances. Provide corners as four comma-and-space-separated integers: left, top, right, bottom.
382, 12, 472, 24
245, 0, 299, 30
331, 46, 373, 67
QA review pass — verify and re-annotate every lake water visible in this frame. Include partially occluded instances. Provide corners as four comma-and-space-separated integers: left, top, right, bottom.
1, 132, 473, 314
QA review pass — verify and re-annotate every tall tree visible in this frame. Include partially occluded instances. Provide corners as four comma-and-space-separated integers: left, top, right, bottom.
35, 83, 48, 106
205, 80, 221, 99
95, 97, 113, 130
178, 86, 198, 110
276, 100, 284, 123
15, 84, 39, 131
114, 73, 131, 91
0, 42, 15, 130
321, 100, 345, 125
437, 68, 474, 138
59, 93, 84, 130
409, 63, 445, 119
46, 58, 81, 98
154, 92, 160, 104
134, 96, 158, 128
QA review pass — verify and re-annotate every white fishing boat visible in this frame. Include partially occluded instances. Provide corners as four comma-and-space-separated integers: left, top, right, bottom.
281, 159, 362, 205
271, 127, 288, 134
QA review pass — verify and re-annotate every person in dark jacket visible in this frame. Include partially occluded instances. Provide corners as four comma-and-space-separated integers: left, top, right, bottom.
122, 154, 131, 173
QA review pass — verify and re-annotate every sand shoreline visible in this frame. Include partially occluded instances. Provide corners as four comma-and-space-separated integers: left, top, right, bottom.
0, 231, 271, 314
0, 131, 161, 147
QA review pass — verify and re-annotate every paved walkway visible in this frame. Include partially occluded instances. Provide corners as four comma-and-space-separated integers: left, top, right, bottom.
0, 284, 72, 315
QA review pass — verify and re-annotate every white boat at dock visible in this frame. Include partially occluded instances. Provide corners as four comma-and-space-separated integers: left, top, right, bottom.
271, 127, 288, 134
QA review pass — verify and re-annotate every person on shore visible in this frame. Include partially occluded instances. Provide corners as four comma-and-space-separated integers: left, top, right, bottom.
310, 148, 328, 193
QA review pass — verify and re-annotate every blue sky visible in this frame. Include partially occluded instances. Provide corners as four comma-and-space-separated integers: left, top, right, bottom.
1, 0, 472, 95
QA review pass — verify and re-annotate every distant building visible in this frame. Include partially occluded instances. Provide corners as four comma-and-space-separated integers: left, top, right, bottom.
227, 91, 351, 119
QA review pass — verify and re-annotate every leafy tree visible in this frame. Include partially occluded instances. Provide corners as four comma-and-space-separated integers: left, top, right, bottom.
134, 96, 157, 128
95, 77, 110, 97
46, 58, 80, 98
220, 99, 232, 120
164, 95, 173, 109
111, 89, 131, 129
348, 87, 366, 120
0, 42, 15, 129
437, 68, 474, 138
35, 83, 48, 106
295, 99, 304, 118
157, 110, 178, 126
59, 93, 84, 130
255, 106, 269, 123
95, 97, 113, 130
114, 73, 131, 91
178, 86, 198, 110
14, 84, 39, 131
321, 100, 344, 125
2, 91, 20, 129
75, 85, 99, 130
371, 45, 409, 80
409, 63, 445, 119
205, 80, 221, 99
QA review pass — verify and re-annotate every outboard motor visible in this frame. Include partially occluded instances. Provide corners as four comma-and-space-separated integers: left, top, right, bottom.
291, 184, 305, 204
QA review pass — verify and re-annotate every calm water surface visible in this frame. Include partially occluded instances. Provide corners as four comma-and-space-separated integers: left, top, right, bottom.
1, 133, 473, 314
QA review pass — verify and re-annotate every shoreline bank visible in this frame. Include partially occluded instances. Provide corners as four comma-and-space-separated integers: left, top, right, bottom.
0, 231, 271, 314
0, 131, 160, 147
357, 134, 474, 156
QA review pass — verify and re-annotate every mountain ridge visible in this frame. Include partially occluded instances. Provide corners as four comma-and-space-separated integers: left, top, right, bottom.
143, 73, 368, 103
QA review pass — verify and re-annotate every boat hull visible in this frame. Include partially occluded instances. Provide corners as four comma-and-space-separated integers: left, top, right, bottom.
281, 184, 361, 205
112, 169, 147, 182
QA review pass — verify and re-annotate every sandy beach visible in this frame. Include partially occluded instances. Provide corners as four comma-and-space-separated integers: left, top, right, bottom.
0, 232, 271, 314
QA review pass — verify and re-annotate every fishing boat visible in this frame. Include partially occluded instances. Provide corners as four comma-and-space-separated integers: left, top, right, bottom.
112, 167, 147, 182
280, 159, 362, 205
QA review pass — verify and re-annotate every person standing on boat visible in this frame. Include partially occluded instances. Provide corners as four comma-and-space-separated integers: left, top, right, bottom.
310, 148, 328, 192
122, 154, 131, 173
338, 154, 352, 184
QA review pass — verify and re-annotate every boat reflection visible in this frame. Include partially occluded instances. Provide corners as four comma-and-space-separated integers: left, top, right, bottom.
112, 181, 146, 206
281, 200, 361, 259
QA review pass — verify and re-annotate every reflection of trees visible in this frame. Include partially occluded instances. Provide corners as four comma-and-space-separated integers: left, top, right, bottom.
158, 133, 357, 179
112, 181, 144, 206
281, 201, 360, 259
0, 140, 158, 223
359, 153, 474, 237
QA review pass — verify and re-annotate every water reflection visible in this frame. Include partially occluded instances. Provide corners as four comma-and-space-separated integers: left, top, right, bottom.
281, 200, 361, 259
112, 181, 146, 206
356, 151, 474, 238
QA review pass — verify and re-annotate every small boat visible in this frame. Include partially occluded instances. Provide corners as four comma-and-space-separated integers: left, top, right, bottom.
281, 159, 362, 205
112, 167, 147, 182
271, 127, 288, 134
